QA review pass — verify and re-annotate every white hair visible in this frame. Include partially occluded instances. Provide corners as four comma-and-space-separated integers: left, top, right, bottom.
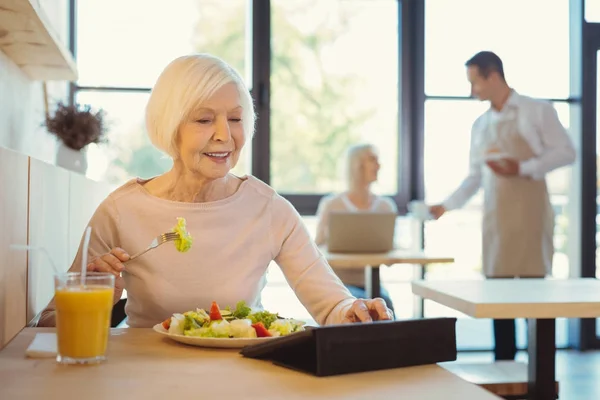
145, 53, 255, 159
344, 143, 376, 187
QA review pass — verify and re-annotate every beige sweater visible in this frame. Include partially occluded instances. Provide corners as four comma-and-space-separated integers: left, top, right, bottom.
40, 176, 354, 327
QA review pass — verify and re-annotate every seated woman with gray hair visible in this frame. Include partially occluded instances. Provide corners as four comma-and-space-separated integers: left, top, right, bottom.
37, 54, 392, 327
315, 144, 397, 313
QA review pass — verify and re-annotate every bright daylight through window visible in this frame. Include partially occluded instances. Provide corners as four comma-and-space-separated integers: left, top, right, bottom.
77, 0, 251, 183
423, 0, 573, 349
270, 0, 398, 195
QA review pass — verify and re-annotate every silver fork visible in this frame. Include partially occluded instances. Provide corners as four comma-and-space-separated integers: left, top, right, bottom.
127, 232, 180, 262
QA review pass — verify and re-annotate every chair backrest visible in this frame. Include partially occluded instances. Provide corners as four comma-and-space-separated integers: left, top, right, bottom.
111, 299, 127, 327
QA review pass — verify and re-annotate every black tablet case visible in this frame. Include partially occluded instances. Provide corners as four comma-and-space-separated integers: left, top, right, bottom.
240, 317, 457, 377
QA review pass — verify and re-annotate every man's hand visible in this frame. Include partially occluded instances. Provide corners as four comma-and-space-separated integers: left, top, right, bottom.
486, 158, 519, 176
429, 204, 446, 220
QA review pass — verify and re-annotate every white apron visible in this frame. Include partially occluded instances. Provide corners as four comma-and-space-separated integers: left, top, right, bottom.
481, 109, 554, 278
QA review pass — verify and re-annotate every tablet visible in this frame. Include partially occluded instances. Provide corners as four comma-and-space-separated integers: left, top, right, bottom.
240, 318, 457, 376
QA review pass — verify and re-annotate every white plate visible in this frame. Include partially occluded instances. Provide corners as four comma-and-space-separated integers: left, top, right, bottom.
152, 323, 274, 349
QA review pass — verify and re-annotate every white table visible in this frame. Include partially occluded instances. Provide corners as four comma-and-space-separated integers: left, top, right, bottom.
412, 278, 600, 400
321, 247, 454, 316
0, 328, 502, 399
323, 249, 454, 269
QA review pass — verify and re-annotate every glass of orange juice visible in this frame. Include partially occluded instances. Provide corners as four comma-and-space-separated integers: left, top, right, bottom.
54, 272, 115, 364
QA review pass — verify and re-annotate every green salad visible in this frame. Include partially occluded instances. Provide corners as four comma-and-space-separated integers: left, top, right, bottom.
172, 217, 193, 253
161, 301, 305, 338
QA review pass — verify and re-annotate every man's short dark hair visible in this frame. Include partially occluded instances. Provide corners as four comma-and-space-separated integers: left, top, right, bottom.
465, 51, 505, 80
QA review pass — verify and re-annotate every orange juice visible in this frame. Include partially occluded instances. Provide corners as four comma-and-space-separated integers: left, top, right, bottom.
55, 285, 114, 360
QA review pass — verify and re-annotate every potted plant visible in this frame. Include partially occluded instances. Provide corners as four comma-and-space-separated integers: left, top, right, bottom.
45, 101, 108, 175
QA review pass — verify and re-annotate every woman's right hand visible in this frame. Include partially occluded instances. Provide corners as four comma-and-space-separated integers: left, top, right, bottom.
87, 247, 130, 304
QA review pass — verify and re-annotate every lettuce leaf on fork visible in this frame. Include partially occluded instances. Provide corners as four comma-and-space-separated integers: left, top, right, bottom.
172, 217, 193, 253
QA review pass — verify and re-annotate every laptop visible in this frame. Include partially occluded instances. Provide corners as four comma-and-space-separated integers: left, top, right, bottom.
327, 211, 396, 253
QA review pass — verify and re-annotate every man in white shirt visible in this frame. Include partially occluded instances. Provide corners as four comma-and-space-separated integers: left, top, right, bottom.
429, 51, 576, 360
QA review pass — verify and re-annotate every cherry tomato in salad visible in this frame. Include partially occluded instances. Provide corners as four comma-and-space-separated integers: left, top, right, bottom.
252, 322, 272, 337
161, 318, 171, 330
209, 301, 223, 320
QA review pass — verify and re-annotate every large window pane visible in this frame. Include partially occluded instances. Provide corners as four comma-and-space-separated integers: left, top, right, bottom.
270, 0, 399, 195
423, 99, 572, 349
76, 91, 160, 184
77, 91, 252, 185
424, 0, 570, 98
76, 0, 250, 88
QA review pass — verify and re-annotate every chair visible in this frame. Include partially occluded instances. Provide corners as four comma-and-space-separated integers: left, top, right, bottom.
28, 298, 128, 328
111, 298, 127, 327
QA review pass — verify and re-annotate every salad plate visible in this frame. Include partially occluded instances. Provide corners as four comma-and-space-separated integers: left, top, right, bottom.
153, 300, 305, 349
152, 323, 272, 348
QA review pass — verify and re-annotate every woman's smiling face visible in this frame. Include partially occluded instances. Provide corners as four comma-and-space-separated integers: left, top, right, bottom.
176, 83, 246, 179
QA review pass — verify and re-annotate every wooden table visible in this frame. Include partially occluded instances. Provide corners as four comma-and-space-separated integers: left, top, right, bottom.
321, 247, 454, 316
411, 278, 600, 400
0, 328, 501, 399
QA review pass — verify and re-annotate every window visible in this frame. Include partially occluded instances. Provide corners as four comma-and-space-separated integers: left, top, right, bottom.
422, 0, 576, 350
73, 0, 402, 325
424, 100, 573, 277
76, 0, 251, 88
75, 91, 160, 183
424, 0, 570, 99
72, 0, 584, 345
76, 0, 399, 200
75, 0, 252, 184
270, 0, 399, 195
423, 99, 572, 349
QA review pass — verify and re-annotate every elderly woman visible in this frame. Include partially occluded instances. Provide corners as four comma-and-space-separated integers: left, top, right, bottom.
315, 144, 397, 313
37, 54, 392, 328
